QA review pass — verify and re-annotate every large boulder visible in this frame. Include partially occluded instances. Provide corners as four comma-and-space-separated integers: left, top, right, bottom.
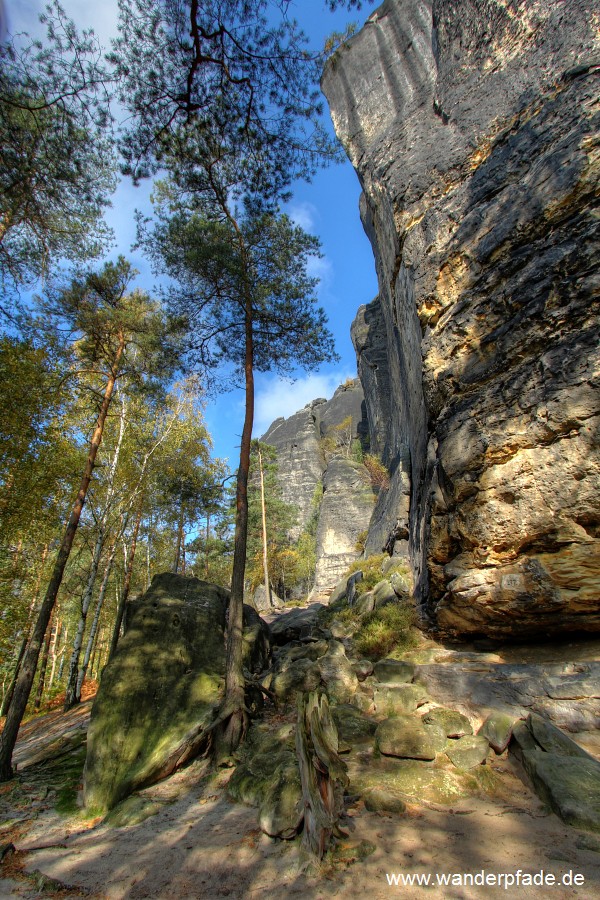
84, 573, 269, 814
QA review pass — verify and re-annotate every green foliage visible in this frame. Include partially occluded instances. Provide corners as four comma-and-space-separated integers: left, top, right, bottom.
353, 602, 417, 661
363, 453, 390, 491
0, 2, 115, 296
111, 0, 340, 190
319, 415, 355, 462
355, 529, 368, 553
346, 553, 388, 592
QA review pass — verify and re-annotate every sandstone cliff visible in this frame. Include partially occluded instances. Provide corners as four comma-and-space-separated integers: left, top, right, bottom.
261, 380, 375, 593
323, 0, 600, 637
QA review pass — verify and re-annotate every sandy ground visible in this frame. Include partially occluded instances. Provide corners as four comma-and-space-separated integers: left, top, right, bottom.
2, 620, 599, 900
1, 709, 599, 900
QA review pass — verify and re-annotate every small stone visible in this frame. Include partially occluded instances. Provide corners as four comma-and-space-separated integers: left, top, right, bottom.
446, 735, 489, 770
373, 658, 415, 684
478, 712, 515, 753
375, 715, 447, 760
353, 659, 374, 681
423, 708, 472, 738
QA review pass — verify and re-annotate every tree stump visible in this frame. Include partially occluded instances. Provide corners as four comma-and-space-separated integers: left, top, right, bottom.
295, 691, 349, 857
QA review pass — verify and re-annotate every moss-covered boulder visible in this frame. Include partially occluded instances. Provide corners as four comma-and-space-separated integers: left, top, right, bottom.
84, 573, 269, 814
374, 683, 429, 716
363, 787, 406, 815
445, 735, 490, 770
331, 704, 377, 746
271, 658, 321, 701
422, 708, 472, 739
478, 712, 516, 753
318, 643, 360, 704
375, 715, 447, 760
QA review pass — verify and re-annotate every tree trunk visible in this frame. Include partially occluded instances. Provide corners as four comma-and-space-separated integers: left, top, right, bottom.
0, 543, 49, 716
75, 538, 116, 702
0, 639, 26, 718
48, 619, 63, 693
33, 611, 55, 710
296, 692, 348, 858
109, 496, 143, 660
0, 336, 124, 782
64, 392, 127, 710
257, 445, 272, 608
205, 512, 210, 577
174, 497, 185, 574
213, 268, 254, 764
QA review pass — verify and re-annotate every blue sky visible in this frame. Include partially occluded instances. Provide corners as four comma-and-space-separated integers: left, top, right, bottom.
8, 0, 379, 469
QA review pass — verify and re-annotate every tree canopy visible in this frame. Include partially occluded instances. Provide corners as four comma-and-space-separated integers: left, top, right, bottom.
0, 1, 115, 300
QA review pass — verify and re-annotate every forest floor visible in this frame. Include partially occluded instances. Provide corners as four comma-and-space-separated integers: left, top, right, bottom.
1, 607, 600, 899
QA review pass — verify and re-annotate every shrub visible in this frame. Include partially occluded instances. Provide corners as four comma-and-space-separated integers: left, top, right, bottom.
353, 602, 417, 660
364, 454, 390, 491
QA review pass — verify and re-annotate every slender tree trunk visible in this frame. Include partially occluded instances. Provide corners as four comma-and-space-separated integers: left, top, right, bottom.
64, 392, 127, 710
109, 496, 143, 660
48, 619, 63, 693
0, 337, 124, 782
214, 273, 254, 763
257, 445, 271, 608
33, 611, 55, 710
205, 513, 210, 578
76, 538, 117, 701
57, 625, 68, 681
1, 543, 49, 717
174, 497, 185, 574
0, 640, 26, 718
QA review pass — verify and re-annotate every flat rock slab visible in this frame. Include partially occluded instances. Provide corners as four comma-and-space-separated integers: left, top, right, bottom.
415, 661, 600, 731
510, 714, 600, 832
373, 659, 415, 683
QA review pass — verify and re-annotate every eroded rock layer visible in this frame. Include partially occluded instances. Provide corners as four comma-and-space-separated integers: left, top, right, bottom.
323, 0, 600, 637
262, 380, 375, 593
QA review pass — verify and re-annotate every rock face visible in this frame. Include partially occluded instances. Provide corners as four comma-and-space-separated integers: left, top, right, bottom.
262, 380, 375, 593
84, 574, 269, 813
323, 0, 600, 638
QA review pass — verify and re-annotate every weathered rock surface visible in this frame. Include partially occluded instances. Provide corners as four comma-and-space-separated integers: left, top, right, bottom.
414, 659, 600, 732
84, 574, 269, 813
323, 0, 600, 638
510, 715, 600, 832
445, 735, 489, 770
314, 458, 375, 593
262, 380, 375, 594
375, 715, 446, 760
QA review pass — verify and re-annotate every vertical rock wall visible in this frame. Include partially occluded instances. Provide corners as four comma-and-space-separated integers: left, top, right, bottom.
261, 380, 375, 594
323, 0, 600, 637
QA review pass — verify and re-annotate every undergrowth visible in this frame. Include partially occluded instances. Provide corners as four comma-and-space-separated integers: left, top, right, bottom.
353, 602, 418, 661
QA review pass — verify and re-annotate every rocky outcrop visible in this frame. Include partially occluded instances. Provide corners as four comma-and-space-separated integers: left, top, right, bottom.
262, 380, 375, 593
323, 0, 600, 638
83, 574, 270, 813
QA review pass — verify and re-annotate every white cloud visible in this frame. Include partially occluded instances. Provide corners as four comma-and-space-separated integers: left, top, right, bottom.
254, 369, 356, 438
287, 201, 318, 233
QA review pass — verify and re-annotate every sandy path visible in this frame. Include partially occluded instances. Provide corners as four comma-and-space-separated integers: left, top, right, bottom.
4, 746, 597, 900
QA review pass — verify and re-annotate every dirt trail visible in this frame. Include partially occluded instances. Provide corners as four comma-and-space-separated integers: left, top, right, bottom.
1, 608, 599, 899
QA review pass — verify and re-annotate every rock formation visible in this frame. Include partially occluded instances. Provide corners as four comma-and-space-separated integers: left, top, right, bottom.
84, 574, 269, 813
262, 379, 375, 594
322, 0, 600, 638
